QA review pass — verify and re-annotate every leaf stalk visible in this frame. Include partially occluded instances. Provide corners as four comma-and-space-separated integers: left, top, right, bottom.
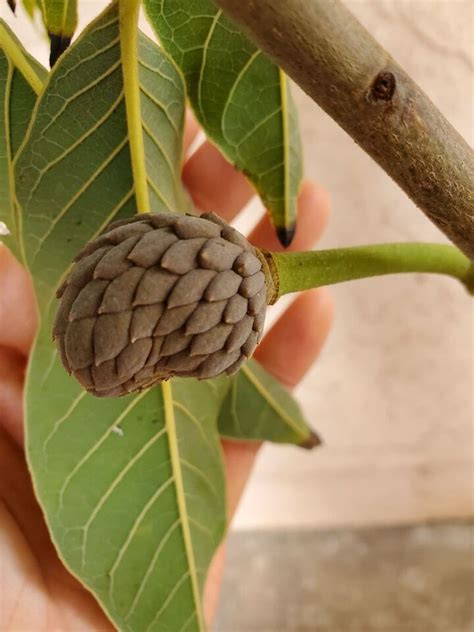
267, 243, 474, 300
118, 0, 150, 213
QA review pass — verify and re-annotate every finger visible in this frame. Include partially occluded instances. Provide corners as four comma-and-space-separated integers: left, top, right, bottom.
255, 288, 334, 389
205, 181, 332, 623
183, 141, 254, 220
249, 180, 330, 251
0, 246, 37, 358
204, 438, 261, 625
0, 347, 25, 446
204, 542, 226, 625
183, 109, 200, 157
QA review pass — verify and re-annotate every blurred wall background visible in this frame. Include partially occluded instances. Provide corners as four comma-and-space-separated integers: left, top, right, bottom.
4, 0, 473, 529
235, 0, 474, 529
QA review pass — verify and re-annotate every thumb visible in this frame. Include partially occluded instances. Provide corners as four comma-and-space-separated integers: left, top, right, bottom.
0, 246, 37, 358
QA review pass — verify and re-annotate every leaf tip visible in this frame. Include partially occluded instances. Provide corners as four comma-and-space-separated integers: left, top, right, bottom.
7, 0, 16, 15
276, 224, 296, 248
299, 430, 322, 450
48, 33, 72, 67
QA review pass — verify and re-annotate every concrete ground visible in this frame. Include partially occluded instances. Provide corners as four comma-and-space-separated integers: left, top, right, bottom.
215, 522, 474, 632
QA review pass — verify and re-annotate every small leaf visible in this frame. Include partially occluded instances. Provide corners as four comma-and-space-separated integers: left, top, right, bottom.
218, 360, 320, 448
22, 0, 39, 19
37, 0, 78, 65
144, 0, 303, 246
0, 20, 46, 259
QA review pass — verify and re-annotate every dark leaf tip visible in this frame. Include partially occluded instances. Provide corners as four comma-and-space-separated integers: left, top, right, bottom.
49, 33, 72, 67
299, 430, 322, 450
276, 224, 296, 248
7, 0, 16, 14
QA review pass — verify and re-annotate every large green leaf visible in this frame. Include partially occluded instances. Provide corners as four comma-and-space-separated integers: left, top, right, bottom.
144, 0, 303, 246
219, 360, 319, 447
17, 3, 225, 631
0, 20, 46, 259
26, 345, 227, 631
15, 4, 188, 301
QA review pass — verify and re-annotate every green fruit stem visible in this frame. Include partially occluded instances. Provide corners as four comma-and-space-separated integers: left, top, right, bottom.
268, 243, 474, 299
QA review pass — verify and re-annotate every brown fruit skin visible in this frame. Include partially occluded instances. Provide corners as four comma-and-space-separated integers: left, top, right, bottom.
53, 212, 267, 397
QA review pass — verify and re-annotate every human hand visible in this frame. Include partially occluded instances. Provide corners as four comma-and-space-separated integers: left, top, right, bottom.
0, 116, 333, 630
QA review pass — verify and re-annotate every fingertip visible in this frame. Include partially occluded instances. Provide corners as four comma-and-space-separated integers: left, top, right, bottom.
299, 179, 331, 226
182, 141, 254, 219
295, 180, 331, 249
301, 286, 335, 323
250, 180, 331, 252
183, 109, 200, 156
255, 288, 334, 389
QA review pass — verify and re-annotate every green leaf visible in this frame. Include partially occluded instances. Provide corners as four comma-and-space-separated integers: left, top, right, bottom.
22, 0, 39, 19
218, 360, 319, 448
0, 20, 46, 259
144, 0, 303, 246
27, 337, 227, 631
38, 0, 78, 65
17, 3, 224, 631
39, 0, 77, 35
15, 3, 188, 301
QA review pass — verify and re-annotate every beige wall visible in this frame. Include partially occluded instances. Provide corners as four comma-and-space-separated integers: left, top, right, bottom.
235, 0, 473, 529
4, 1, 473, 529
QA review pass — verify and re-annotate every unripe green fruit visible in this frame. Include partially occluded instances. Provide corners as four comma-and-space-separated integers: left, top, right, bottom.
53, 212, 268, 397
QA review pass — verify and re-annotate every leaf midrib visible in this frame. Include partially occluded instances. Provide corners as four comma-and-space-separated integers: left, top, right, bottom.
280, 71, 291, 230
162, 381, 205, 632
119, 0, 150, 213
118, 3, 204, 629
241, 364, 307, 441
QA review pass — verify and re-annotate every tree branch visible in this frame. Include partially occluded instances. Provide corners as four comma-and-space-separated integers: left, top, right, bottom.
215, 0, 474, 259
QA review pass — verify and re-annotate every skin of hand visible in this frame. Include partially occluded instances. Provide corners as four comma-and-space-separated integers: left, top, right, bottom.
0, 116, 333, 631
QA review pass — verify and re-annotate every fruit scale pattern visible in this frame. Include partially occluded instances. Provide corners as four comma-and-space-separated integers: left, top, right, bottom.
53, 212, 267, 397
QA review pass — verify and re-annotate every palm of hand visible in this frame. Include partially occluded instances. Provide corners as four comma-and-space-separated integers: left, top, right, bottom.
0, 127, 332, 630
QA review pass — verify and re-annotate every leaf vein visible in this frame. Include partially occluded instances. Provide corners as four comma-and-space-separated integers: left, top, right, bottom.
108, 475, 176, 609
197, 10, 222, 122
26, 89, 125, 201
58, 392, 148, 510
124, 518, 181, 619
31, 135, 129, 261
144, 571, 191, 632
80, 427, 168, 568
241, 365, 306, 440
